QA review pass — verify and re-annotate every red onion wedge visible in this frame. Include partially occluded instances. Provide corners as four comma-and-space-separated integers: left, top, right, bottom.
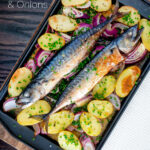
67, 125, 75, 132
64, 71, 76, 80
72, 112, 84, 133
24, 59, 36, 73
92, 45, 105, 56
58, 32, 72, 43
74, 23, 93, 36
45, 51, 56, 64
125, 43, 147, 64
76, 95, 93, 107
92, 14, 106, 27
35, 49, 51, 67
107, 93, 121, 110
77, 1, 91, 9
40, 123, 47, 135
33, 123, 41, 136
35, 43, 40, 49
80, 134, 95, 150
63, 7, 90, 19
3, 97, 21, 112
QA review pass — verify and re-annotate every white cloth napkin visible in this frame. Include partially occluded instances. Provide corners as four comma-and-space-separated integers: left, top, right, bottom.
102, 71, 150, 150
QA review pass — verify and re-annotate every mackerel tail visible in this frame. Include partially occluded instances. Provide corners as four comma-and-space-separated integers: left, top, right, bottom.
16, 1, 119, 109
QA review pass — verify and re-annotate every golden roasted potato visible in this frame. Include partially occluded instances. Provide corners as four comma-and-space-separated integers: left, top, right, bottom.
58, 131, 82, 150
49, 15, 78, 32
92, 75, 116, 99
8, 67, 33, 97
117, 6, 141, 26
47, 110, 74, 134
80, 112, 102, 136
17, 100, 51, 126
116, 66, 141, 97
88, 100, 114, 119
61, 0, 88, 7
139, 19, 150, 51
91, 0, 112, 12
38, 33, 65, 51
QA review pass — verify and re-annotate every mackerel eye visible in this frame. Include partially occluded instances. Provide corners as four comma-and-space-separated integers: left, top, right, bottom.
24, 92, 30, 98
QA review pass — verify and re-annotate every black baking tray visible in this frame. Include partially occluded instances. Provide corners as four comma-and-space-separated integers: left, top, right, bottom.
0, 0, 150, 150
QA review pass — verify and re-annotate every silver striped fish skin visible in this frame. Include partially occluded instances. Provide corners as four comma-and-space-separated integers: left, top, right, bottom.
16, 6, 119, 109
50, 25, 143, 114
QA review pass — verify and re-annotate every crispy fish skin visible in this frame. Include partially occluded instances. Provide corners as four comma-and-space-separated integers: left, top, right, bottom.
16, 5, 119, 109
50, 25, 143, 114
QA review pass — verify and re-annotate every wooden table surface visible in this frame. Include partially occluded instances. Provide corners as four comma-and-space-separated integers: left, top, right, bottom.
0, 0, 52, 149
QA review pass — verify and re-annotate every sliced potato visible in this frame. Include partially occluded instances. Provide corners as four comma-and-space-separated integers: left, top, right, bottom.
87, 100, 114, 119
47, 110, 74, 134
116, 66, 141, 97
61, 0, 88, 7
139, 19, 150, 51
49, 15, 78, 32
92, 75, 116, 99
17, 100, 51, 126
117, 6, 141, 26
58, 131, 82, 150
91, 0, 112, 12
38, 33, 65, 51
102, 4, 115, 18
8, 67, 33, 97
80, 112, 102, 136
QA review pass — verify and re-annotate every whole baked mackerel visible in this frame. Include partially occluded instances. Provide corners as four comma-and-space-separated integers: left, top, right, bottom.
16, 1, 119, 109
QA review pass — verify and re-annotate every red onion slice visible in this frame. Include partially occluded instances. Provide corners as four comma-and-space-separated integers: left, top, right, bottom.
80, 134, 95, 150
33, 123, 41, 136
92, 14, 106, 27
40, 123, 47, 135
35, 49, 51, 67
107, 93, 121, 110
58, 32, 72, 43
76, 95, 93, 107
63, 7, 90, 19
3, 97, 20, 112
67, 125, 75, 132
24, 59, 36, 73
125, 43, 147, 64
92, 45, 105, 56
77, 1, 91, 9
74, 23, 93, 36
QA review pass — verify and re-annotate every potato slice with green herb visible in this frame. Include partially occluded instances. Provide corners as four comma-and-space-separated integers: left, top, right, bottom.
88, 100, 114, 119
17, 100, 51, 126
38, 33, 65, 51
58, 131, 82, 150
49, 15, 78, 32
8, 67, 33, 97
117, 6, 140, 26
91, 0, 112, 12
61, 0, 88, 7
116, 66, 141, 97
80, 112, 102, 136
92, 75, 116, 99
47, 110, 74, 134
139, 19, 150, 51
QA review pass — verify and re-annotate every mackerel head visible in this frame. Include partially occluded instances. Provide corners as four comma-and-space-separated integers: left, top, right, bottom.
16, 1, 119, 109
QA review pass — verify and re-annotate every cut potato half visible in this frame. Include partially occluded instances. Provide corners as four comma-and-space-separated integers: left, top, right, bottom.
47, 110, 74, 134
61, 0, 88, 7
49, 15, 78, 32
92, 75, 116, 99
17, 100, 51, 126
88, 100, 114, 119
116, 66, 141, 97
80, 112, 102, 136
139, 19, 150, 51
58, 131, 82, 150
38, 33, 65, 51
117, 6, 140, 26
8, 67, 33, 97
91, 0, 112, 12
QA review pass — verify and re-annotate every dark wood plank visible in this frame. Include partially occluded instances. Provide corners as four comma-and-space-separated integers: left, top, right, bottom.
0, 0, 51, 88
